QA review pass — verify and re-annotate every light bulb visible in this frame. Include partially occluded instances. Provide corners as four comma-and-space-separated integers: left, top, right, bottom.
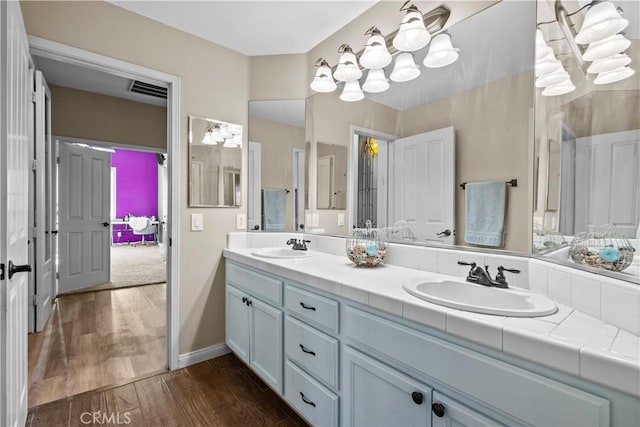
390, 52, 420, 82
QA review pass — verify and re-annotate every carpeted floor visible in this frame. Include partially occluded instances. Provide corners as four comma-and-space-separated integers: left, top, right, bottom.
87, 244, 166, 291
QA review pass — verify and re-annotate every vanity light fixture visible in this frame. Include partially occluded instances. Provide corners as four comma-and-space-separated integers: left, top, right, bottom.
536, 69, 571, 87
390, 52, 420, 82
587, 53, 631, 74
536, 56, 564, 77
392, 1, 431, 52
542, 78, 576, 96
593, 65, 635, 84
582, 33, 631, 61
360, 27, 392, 69
423, 32, 459, 68
202, 125, 223, 145
574, 1, 628, 45
310, 58, 337, 93
362, 68, 390, 93
333, 44, 362, 82
340, 80, 365, 102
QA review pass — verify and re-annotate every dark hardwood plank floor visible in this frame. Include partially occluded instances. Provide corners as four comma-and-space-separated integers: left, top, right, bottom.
28, 353, 310, 427
28, 284, 167, 407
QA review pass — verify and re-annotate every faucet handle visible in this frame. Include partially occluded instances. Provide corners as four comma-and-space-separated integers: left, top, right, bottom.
457, 261, 477, 268
497, 266, 520, 274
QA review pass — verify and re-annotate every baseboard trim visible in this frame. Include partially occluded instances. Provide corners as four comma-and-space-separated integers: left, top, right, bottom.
177, 343, 231, 368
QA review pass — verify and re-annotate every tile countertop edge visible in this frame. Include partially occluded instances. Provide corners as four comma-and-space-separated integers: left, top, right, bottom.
222, 248, 640, 399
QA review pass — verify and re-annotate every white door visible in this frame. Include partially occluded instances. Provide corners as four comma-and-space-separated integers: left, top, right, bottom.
293, 149, 305, 230
248, 142, 262, 230
30, 70, 54, 332
317, 155, 334, 209
575, 130, 640, 237
58, 141, 111, 293
391, 127, 455, 244
1, 1, 32, 425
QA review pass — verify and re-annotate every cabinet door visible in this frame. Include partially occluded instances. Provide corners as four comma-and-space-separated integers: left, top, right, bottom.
226, 285, 251, 363
251, 297, 283, 393
432, 392, 504, 427
343, 347, 432, 426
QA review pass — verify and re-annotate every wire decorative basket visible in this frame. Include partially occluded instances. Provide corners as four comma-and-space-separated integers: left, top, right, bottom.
346, 220, 388, 267
569, 226, 636, 272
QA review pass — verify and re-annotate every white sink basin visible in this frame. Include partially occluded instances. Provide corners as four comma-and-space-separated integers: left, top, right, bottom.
403, 279, 557, 317
251, 247, 313, 259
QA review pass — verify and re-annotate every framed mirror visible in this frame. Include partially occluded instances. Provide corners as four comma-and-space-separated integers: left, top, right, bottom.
533, 0, 639, 284
188, 116, 242, 207
305, 0, 535, 252
248, 100, 306, 231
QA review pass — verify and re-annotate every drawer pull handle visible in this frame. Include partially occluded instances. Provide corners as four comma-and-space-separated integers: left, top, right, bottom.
300, 392, 316, 407
299, 302, 316, 311
411, 391, 424, 405
299, 344, 316, 356
432, 403, 445, 417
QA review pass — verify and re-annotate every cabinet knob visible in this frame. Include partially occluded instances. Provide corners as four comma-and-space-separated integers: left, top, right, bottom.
411, 391, 423, 405
432, 403, 445, 417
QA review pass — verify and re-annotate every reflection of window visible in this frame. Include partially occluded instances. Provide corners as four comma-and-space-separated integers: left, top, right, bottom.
110, 167, 117, 219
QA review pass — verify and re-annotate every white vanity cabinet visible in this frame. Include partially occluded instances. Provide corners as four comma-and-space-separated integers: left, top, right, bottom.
225, 263, 283, 393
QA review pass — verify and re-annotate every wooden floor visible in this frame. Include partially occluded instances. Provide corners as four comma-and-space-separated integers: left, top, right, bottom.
28, 284, 167, 407
27, 353, 309, 427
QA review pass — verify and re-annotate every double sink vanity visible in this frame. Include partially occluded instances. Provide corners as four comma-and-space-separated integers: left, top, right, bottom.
224, 233, 640, 427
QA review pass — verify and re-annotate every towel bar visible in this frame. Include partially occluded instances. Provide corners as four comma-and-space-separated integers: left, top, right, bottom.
460, 179, 517, 190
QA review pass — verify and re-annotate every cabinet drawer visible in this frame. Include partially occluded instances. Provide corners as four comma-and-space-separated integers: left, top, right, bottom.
344, 306, 610, 427
285, 316, 339, 390
285, 360, 338, 427
285, 284, 339, 333
227, 262, 282, 306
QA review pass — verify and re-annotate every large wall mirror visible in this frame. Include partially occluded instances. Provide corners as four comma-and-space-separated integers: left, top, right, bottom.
533, 0, 639, 284
188, 116, 242, 207
306, 0, 535, 252
248, 100, 307, 231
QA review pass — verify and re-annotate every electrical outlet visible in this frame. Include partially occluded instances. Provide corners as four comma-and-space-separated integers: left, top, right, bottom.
337, 213, 345, 226
236, 213, 246, 230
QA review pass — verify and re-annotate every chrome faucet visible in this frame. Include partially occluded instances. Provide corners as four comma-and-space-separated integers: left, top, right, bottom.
458, 261, 520, 288
286, 238, 311, 251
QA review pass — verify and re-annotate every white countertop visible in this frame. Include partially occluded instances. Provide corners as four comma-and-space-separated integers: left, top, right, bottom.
224, 247, 640, 398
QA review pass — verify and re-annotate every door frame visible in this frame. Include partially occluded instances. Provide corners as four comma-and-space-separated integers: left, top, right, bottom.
28, 36, 182, 369
292, 148, 305, 231
348, 125, 396, 231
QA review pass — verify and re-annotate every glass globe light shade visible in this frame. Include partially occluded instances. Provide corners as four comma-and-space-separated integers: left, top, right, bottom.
582, 34, 631, 62
535, 56, 562, 77
310, 64, 337, 93
594, 66, 635, 85
536, 69, 570, 87
536, 44, 555, 61
423, 33, 460, 68
542, 79, 576, 96
340, 80, 365, 102
535, 29, 547, 48
362, 69, 389, 93
360, 33, 392, 69
587, 53, 632, 74
333, 49, 362, 82
575, 1, 629, 45
390, 52, 421, 82
392, 9, 431, 52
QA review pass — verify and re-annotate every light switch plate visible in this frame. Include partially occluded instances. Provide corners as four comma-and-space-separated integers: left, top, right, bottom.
191, 213, 203, 231
337, 213, 345, 226
236, 213, 246, 230
312, 213, 319, 227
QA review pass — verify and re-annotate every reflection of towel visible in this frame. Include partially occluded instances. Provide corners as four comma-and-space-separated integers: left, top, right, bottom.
464, 181, 506, 247
262, 189, 287, 231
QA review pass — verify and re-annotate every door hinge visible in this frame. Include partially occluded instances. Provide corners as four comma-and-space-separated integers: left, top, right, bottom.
0, 263, 4, 280
31, 159, 37, 171
169, 238, 172, 247
31, 91, 38, 103
31, 295, 39, 306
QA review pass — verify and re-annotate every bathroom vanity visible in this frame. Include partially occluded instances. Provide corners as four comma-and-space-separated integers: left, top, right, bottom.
224, 240, 639, 426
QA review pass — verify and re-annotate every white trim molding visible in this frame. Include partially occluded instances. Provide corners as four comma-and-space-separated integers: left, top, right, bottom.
28, 36, 182, 370
178, 343, 231, 369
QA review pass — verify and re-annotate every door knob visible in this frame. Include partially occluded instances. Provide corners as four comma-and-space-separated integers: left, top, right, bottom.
8, 261, 32, 279
252, 225, 260, 230
102, 222, 110, 227
436, 229, 451, 237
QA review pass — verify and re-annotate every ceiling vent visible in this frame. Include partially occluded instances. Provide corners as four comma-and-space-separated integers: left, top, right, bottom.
129, 80, 167, 99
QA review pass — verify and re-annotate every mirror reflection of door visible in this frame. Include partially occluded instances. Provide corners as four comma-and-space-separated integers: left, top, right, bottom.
190, 161, 204, 206
317, 155, 334, 209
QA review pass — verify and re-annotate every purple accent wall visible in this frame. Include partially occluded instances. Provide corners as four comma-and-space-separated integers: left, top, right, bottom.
112, 149, 158, 243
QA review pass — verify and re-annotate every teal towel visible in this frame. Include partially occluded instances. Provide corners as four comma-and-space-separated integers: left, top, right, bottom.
464, 181, 506, 247
262, 189, 287, 231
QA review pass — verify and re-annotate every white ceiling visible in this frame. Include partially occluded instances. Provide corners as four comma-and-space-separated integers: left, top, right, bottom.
33, 55, 167, 107
249, 99, 306, 128
107, 1, 379, 56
